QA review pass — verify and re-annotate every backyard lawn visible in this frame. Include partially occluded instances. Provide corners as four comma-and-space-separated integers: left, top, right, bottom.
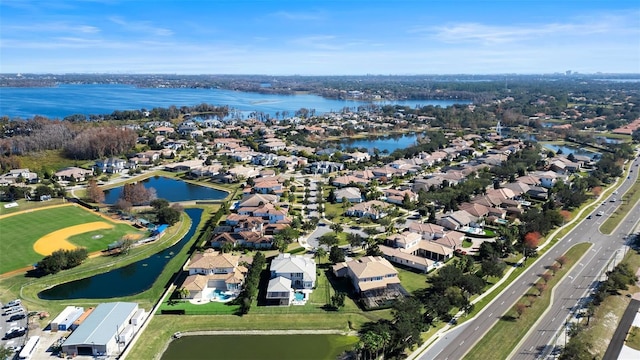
0, 204, 145, 274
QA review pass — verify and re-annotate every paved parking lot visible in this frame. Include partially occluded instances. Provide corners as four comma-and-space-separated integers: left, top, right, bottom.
1, 301, 28, 356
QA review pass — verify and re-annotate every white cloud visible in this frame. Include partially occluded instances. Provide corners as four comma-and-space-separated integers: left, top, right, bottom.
3, 22, 100, 34
412, 13, 638, 45
289, 35, 341, 50
269, 10, 326, 21
108, 16, 174, 37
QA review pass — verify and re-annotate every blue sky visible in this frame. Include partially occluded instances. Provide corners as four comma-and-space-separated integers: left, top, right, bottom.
1, 0, 639, 75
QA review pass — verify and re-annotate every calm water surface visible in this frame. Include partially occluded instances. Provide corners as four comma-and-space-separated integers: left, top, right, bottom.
541, 144, 601, 159
161, 334, 358, 360
103, 176, 227, 204
0, 84, 467, 119
339, 132, 421, 153
38, 208, 202, 300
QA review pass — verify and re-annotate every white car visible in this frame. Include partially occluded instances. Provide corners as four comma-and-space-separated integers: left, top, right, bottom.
1, 299, 21, 309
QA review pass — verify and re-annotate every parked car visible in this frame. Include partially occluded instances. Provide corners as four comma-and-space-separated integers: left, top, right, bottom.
1, 299, 21, 309
2, 306, 24, 316
3, 326, 26, 340
7, 313, 26, 322
597, 211, 604, 216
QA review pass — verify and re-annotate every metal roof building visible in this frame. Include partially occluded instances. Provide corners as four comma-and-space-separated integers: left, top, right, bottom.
61, 302, 141, 357
51, 306, 84, 332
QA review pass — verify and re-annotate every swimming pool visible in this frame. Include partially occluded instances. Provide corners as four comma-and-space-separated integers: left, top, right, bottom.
294, 292, 305, 301
206, 289, 235, 302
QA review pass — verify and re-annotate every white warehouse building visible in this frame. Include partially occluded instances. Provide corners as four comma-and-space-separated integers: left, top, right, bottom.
51, 306, 84, 332
61, 302, 146, 357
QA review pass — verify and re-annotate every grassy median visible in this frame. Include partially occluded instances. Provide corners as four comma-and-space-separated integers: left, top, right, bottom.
601, 174, 640, 234
464, 242, 591, 360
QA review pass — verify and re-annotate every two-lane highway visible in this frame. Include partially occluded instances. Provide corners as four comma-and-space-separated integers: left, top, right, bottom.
420, 155, 640, 360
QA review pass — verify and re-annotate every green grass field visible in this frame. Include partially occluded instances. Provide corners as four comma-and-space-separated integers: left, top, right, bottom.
0, 205, 145, 274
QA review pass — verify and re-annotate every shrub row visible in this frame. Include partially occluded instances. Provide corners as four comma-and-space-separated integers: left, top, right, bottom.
236, 251, 265, 315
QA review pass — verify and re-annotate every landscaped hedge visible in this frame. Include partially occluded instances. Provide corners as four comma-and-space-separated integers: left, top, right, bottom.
237, 251, 265, 315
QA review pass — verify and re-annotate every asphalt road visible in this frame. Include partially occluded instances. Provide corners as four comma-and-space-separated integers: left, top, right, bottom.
420, 155, 640, 360
602, 298, 640, 360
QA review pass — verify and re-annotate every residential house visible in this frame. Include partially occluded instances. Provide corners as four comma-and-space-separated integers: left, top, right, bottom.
437, 210, 475, 230
334, 187, 363, 203
260, 139, 287, 152
345, 151, 371, 163
331, 175, 369, 188
209, 231, 273, 251
0, 168, 38, 185
345, 200, 390, 220
164, 160, 204, 172
225, 165, 260, 182
237, 193, 279, 209
379, 231, 453, 272
94, 158, 127, 174
550, 157, 581, 174
251, 203, 289, 224
383, 188, 417, 205
182, 249, 247, 299
306, 161, 344, 174
371, 165, 405, 179
154, 126, 175, 135
516, 175, 541, 186
332, 256, 401, 294
266, 253, 316, 306
188, 164, 222, 178
54, 167, 93, 182
253, 179, 284, 196
352, 170, 376, 180
503, 182, 531, 197
407, 222, 446, 240
433, 231, 465, 250
533, 171, 568, 188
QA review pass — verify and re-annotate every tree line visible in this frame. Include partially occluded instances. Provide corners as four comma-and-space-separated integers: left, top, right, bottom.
0, 117, 137, 160
35, 248, 88, 276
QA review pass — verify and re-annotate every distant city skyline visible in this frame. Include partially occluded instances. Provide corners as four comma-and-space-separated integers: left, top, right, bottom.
1, 0, 639, 75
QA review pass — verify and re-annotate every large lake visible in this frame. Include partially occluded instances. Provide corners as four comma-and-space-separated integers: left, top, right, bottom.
103, 176, 228, 204
0, 84, 468, 119
38, 208, 202, 300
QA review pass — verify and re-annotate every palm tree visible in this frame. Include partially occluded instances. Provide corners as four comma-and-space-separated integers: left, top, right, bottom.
330, 222, 343, 235
347, 232, 364, 249
177, 287, 190, 299
361, 331, 382, 360
314, 247, 327, 264
380, 330, 391, 359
